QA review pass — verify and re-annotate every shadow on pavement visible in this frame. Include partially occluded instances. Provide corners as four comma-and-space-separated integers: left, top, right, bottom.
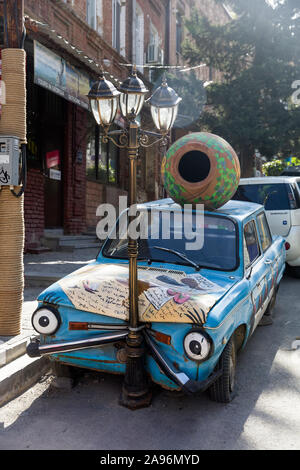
0, 275, 299, 450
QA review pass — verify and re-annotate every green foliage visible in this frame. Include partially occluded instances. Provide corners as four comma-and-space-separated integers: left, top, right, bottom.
182, 0, 300, 171
262, 159, 287, 176
262, 157, 300, 175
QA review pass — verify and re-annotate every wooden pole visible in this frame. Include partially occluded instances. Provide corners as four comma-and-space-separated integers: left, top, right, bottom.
0, 0, 26, 336
0, 0, 24, 48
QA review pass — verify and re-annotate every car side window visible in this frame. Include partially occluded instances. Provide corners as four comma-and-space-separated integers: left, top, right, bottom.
244, 220, 261, 268
257, 212, 272, 252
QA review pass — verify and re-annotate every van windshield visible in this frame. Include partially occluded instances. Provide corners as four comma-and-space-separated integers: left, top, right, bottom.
233, 183, 290, 210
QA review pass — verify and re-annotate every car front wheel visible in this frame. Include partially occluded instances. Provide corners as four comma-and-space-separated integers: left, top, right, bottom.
208, 337, 236, 403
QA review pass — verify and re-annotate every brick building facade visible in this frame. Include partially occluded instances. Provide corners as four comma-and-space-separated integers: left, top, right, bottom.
1, 0, 230, 250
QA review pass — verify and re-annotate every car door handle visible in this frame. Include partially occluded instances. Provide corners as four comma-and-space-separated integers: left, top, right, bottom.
264, 259, 272, 265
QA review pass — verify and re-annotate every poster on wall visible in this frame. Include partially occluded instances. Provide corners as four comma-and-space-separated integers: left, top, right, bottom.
34, 41, 92, 110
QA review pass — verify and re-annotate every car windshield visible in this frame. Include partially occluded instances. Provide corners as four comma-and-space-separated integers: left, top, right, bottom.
102, 209, 238, 271
233, 183, 290, 210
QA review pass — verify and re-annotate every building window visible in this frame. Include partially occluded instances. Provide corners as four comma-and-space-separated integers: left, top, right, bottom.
176, 11, 183, 54
112, 0, 126, 55
147, 22, 162, 64
134, 4, 144, 72
112, 0, 121, 52
86, 125, 118, 184
87, 0, 103, 34
87, 0, 96, 29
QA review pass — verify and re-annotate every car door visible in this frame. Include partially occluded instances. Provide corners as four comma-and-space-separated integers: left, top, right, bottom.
256, 211, 278, 296
243, 219, 271, 333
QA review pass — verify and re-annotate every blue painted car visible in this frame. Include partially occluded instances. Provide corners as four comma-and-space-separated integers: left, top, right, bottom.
27, 199, 285, 402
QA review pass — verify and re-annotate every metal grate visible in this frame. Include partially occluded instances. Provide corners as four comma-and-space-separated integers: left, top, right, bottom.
137, 265, 186, 276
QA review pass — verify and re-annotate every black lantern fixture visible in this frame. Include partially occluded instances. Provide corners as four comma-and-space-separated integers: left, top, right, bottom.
87, 66, 182, 410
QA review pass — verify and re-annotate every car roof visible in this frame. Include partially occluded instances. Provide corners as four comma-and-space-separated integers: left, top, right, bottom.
239, 176, 300, 184
140, 198, 262, 221
281, 165, 300, 174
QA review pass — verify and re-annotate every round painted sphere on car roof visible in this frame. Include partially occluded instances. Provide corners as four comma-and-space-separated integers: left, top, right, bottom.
161, 132, 241, 210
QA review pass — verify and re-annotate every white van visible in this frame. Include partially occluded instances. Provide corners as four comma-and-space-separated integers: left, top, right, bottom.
233, 176, 300, 277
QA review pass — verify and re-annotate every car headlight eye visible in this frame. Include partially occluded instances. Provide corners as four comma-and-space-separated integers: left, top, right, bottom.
32, 307, 61, 335
184, 330, 211, 362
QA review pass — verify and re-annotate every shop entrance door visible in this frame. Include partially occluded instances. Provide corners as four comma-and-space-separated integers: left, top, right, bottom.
43, 125, 64, 228
38, 87, 65, 229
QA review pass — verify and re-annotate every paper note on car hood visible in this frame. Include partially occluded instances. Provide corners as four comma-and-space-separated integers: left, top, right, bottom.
58, 264, 225, 324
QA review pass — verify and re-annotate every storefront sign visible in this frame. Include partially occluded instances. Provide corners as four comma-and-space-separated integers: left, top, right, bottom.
49, 169, 61, 181
34, 41, 92, 110
46, 150, 60, 169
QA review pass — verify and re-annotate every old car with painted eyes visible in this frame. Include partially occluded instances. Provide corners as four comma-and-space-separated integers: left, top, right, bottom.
27, 199, 285, 403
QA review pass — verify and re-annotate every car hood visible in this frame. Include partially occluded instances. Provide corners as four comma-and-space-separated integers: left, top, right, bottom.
41, 262, 233, 325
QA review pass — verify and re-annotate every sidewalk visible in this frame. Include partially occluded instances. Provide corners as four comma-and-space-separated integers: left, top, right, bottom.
24, 246, 100, 287
0, 247, 100, 407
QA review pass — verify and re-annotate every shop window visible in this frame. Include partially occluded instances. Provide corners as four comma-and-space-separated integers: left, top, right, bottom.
86, 125, 118, 184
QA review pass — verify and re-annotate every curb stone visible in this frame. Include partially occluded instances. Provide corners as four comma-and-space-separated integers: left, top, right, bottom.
0, 354, 51, 407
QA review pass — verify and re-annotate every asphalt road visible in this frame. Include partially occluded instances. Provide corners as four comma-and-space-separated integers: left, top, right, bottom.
0, 274, 300, 451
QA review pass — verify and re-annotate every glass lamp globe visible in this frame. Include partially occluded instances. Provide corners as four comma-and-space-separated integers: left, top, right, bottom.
88, 72, 120, 127
147, 77, 182, 133
119, 66, 149, 119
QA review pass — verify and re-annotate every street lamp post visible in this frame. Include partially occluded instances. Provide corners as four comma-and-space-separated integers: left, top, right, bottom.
88, 67, 181, 409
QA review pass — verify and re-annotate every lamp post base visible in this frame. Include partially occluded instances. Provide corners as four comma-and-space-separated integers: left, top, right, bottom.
119, 343, 152, 410
119, 386, 152, 410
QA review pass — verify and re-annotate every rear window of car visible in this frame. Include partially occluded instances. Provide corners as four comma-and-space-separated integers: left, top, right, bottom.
256, 212, 272, 252
233, 183, 290, 210
244, 220, 261, 268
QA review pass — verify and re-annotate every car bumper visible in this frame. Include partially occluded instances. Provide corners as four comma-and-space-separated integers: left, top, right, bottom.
26, 330, 221, 395
26, 330, 129, 357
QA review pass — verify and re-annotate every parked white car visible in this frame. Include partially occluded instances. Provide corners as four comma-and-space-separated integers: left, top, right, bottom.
233, 176, 300, 277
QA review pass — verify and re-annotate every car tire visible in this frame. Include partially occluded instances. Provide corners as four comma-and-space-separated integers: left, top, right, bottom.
208, 337, 236, 403
288, 265, 300, 279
